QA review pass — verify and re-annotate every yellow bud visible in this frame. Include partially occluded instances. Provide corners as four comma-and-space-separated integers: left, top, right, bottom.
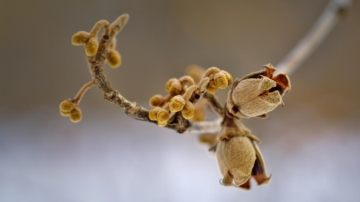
149, 95, 165, 107
169, 95, 185, 112
157, 110, 170, 123
149, 107, 161, 121
72, 31, 90, 45
59, 100, 74, 113
107, 50, 122, 68
206, 85, 218, 94
214, 72, 228, 89
157, 120, 168, 127
181, 101, 194, 119
166, 79, 182, 95
223, 71, 233, 85
85, 37, 98, 56
60, 110, 70, 117
69, 108, 82, 123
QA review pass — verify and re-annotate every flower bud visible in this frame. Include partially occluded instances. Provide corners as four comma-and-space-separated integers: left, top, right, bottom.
214, 71, 228, 89
181, 101, 194, 119
107, 50, 122, 68
206, 79, 218, 94
165, 79, 182, 95
157, 110, 170, 125
69, 107, 82, 123
149, 95, 165, 107
60, 110, 70, 117
169, 95, 185, 112
149, 107, 161, 121
59, 100, 74, 113
85, 37, 98, 56
223, 71, 233, 85
72, 31, 90, 45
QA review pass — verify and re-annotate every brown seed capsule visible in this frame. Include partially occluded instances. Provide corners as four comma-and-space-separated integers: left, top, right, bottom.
228, 77, 282, 117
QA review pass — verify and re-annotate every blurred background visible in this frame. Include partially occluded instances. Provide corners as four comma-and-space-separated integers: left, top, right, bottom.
1, 0, 360, 201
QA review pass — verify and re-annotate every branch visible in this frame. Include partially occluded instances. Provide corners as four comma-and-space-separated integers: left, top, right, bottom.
276, 0, 351, 75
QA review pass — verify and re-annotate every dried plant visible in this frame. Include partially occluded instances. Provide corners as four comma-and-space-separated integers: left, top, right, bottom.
59, 0, 349, 190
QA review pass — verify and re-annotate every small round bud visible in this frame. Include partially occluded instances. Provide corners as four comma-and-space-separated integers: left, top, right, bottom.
166, 79, 182, 95
157, 110, 170, 123
69, 108, 82, 123
85, 37, 98, 56
59, 100, 74, 113
107, 50, 122, 68
149, 107, 161, 121
157, 120, 168, 127
72, 31, 90, 45
214, 72, 228, 89
206, 79, 218, 94
149, 95, 165, 107
169, 95, 185, 112
60, 110, 70, 117
223, 71, 233, 85
181, 101, 195, 119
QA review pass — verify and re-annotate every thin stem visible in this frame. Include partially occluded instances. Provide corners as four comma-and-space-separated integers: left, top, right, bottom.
276, 0, 351, 75
202, 92, 224, 117
73, 81, 94, 104
90, 20, 110, 38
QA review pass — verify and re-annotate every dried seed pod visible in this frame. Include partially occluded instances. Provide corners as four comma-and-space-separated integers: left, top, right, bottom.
59, 100, 74, 113
216, 131, 256, 187
69, 107, 82, 123
85, 37, 99, 56
215, 119, 270, 189
181, 101, 195, 119
72, 31, 90, 45
59, 110, 70, 117
227, 65, 291, 118
214, 71, 228, 89
149, 95, 165, 107
107, 50, 122, 68
169, 95, 186, 112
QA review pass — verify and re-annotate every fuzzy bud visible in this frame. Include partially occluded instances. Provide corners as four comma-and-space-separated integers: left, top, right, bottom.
59, 100, 74, 113
166, 79, 182, 95
206, 79, 218, 94
169, 95, 186, 112
107, 50, 122, 68
214, 71, 228, 89
60, 110, 70, 117
72, 31, 90, 45
69, 107, 82, 123
149, 95, 165, 107
157, 110, 170, 126
223, 71, 233, 85
181, 101, 195, 119
85, 37, 98, 56
149, 107, 161, 121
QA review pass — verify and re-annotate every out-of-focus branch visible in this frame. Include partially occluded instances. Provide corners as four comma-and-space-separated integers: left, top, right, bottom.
276, 0, 351, 75
187, 0, 351, 134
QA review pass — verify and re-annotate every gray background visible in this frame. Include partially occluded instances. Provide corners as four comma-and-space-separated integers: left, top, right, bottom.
1, 0, 360, 201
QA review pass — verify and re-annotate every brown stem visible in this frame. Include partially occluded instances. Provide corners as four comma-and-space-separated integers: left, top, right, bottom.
73, 81, 94, 104
203, 92, 224, 117
90, 20, 110, 38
